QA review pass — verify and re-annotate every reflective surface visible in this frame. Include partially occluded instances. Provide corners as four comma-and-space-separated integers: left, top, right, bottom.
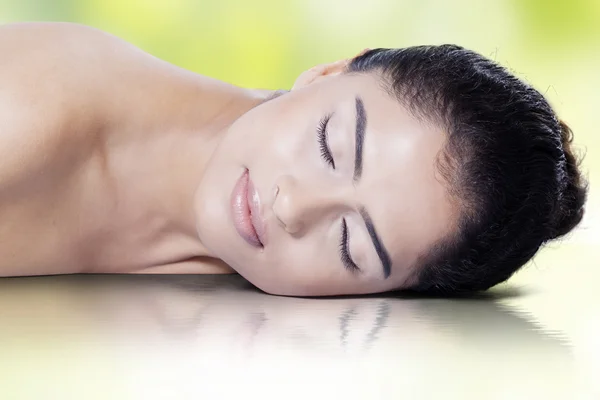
0, 243, 598, 399
0, 1, 597, 399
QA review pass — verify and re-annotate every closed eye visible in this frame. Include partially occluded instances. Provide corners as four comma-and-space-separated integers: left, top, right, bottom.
317, 114, 335, 169
340, 218, 360, 273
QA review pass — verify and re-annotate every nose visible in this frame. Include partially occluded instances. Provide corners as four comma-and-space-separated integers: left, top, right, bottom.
272, 174, 349, 235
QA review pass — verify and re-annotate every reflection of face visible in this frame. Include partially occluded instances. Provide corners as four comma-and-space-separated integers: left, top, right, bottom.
195, 73, 455, 296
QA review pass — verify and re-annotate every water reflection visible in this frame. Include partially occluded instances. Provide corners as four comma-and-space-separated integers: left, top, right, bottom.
0, 274, 588, 399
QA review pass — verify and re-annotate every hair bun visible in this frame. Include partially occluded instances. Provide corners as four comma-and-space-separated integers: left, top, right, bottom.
548, 121, 588, 240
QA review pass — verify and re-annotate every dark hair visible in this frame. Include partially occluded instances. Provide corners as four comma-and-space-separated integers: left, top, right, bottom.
347, 45, 588, 295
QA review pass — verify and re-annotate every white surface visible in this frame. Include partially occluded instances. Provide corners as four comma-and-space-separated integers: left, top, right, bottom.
0, 242, 598, 399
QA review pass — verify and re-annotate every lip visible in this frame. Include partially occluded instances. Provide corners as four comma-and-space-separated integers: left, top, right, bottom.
230, 168, 266, 248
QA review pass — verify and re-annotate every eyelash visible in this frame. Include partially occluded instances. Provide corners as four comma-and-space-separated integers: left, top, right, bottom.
317, 115, 336, 169
340, 219, 360, 273
317, 116, 357, 273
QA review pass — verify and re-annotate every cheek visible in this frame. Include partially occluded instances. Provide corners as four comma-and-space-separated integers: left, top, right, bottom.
239, 99, 319, 165
261, 120, 312, 166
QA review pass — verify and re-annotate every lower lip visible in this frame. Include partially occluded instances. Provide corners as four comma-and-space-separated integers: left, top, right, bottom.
230, 169, 263, 248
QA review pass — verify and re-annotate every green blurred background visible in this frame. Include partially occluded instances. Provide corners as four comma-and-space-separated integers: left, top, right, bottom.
0, 3, 599, 396
0, 0, 597, 245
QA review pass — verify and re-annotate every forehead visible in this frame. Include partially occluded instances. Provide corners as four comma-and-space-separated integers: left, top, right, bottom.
328, 73, 456, 284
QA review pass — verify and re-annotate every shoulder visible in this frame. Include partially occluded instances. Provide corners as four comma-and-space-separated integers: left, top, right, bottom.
0, 22, 140, 100
0, 23, 126, 189
0, 22, 133, 56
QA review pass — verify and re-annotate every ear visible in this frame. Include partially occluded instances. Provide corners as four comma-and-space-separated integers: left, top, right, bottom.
291, 49, 370, 91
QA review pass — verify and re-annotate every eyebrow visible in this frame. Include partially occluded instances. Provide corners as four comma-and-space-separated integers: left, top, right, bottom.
353, 96, 366, 181
353, 96, 392, 279
359, 207, 392, 279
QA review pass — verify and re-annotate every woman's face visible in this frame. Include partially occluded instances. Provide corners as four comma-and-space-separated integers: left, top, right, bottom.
195, 72, 455, 296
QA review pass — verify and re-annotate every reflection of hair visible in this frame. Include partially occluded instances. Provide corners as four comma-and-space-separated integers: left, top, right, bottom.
347, 46, 588, 294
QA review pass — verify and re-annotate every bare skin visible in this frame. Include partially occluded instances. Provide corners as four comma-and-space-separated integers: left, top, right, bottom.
0, 22, 455, 296
0, 22, 247, 276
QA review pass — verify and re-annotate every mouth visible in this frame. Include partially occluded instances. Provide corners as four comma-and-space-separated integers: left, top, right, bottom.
230, 168, 266, 248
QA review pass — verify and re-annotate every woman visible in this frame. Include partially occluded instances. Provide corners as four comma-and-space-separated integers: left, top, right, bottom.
0, 22, 587, 296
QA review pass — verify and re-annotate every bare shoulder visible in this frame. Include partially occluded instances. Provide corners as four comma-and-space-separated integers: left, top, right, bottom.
0, 22, 137, 85
0, 23, 136, 189
0, 22, 135, 57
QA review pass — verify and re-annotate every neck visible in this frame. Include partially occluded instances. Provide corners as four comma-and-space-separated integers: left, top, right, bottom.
107, 72, 275, 262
